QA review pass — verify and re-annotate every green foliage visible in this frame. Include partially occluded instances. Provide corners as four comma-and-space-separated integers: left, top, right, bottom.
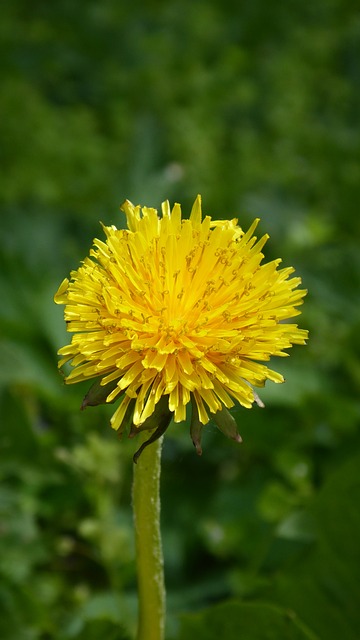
176, 601, 317, 640
272, 453, 360, 640
1, 0, 359, 637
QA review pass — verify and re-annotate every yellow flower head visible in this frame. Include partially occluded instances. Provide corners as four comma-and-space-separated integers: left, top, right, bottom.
55, 196, 307, 459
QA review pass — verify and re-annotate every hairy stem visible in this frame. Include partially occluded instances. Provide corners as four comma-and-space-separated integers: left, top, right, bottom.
132, 434, 165, 640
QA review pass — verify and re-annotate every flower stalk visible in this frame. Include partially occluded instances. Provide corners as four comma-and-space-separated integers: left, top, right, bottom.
53, 194, 308, 637
132, 432, 165, 640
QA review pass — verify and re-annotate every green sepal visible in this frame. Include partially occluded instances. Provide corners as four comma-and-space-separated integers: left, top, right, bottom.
117, 397, 137, 438
131, 395, 173, 463
213, 406, 242, 444
190, 405, 204, 456
81, 377, 120, 410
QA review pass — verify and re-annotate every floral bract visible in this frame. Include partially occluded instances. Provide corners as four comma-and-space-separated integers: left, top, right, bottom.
55, 196, 308, 455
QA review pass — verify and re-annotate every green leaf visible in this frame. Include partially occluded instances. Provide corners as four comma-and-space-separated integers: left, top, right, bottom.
175, 601, 318, 640
274, 453, 360, 640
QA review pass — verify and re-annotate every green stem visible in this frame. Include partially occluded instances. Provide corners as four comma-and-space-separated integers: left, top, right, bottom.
132, 433, 165, 640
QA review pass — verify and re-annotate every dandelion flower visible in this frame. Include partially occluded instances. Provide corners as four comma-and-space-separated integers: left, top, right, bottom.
55, 196, 308, 458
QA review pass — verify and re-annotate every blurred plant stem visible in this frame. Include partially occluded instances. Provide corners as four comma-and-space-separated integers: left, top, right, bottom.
132, 433, 165, 640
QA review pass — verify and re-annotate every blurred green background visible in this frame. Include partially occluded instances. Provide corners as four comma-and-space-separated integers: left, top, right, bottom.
1, 1, 360, 639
